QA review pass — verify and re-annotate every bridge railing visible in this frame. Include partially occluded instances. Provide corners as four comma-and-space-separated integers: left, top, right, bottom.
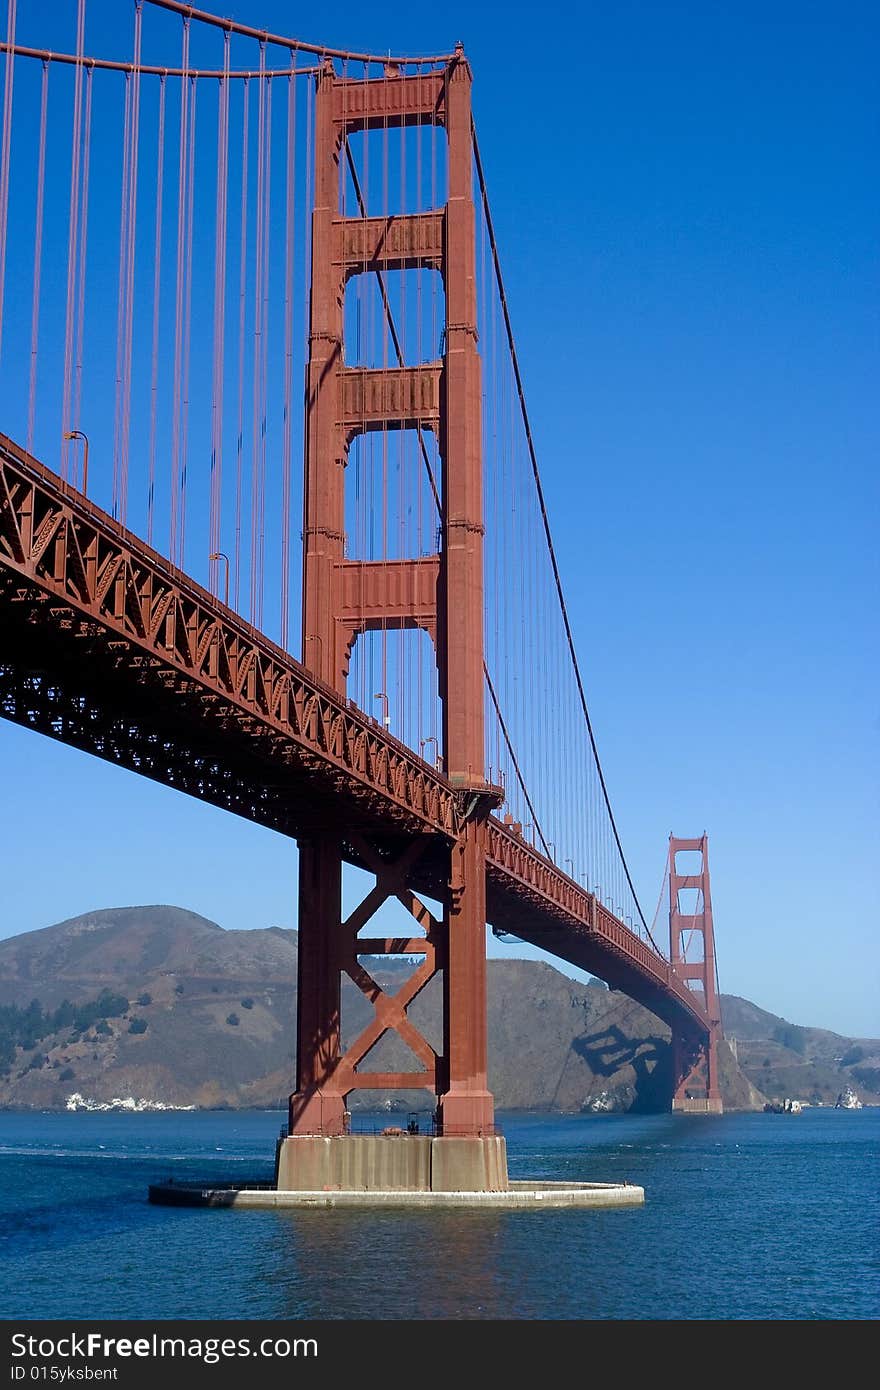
486, 817, 710, 1031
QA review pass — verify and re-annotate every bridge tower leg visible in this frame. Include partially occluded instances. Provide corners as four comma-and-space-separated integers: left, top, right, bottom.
668, 835, 723, 1114
287, 52, 500, 1169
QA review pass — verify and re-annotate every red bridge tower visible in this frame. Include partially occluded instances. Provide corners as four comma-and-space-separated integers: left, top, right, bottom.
283, 51, 506, 1188
668, 835, 723, 1113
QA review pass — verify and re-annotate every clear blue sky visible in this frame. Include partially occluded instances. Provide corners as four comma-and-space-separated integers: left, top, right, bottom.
1, 1, 877, 1038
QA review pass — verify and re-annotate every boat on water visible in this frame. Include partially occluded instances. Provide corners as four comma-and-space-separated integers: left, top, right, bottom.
763, 1098, 802, 1114
834, 1086, 863, 1110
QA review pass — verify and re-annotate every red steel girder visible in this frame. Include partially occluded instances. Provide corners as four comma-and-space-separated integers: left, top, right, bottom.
334, 211, 445, 279
0, 433, 460, 841
339, 364, 442, 440
0, 437, 713, 1051
331, 70, 446, 131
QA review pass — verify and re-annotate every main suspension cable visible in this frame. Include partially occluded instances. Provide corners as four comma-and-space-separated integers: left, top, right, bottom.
471, 120, 652, 938
143, 0, 455, 66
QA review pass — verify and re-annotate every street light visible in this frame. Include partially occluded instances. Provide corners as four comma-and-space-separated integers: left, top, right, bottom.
208, 551, 230, 606
63, 430, 89, 495
547, 842, 556, 863
375, 691, 390, 728
420, 736, 439, 768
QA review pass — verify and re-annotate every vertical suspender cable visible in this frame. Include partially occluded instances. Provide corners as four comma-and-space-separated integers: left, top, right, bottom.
112, 70, 132, 516
179, 72, 197, 565
209, 31, 230, 598
472, 124, 652, 937
399, 104, 408, 739
119, 0, 143, 525
350, 109, 361, 693
0, 0, 16, 370
249, 45, 265, 623
353, 78, 364, 677
485, 201, 499, 782
280, 62, 295, 649
399, 108, 406, 740
365, 65, 376, 706
26, 58, 48, 454
234, 75, 249, 608
415, 77, 424, 746
60, 0, 86, 479
345, 92, 539, 813
147, 72, 166, 547
257, 72, 272, 628
380, 69, 388, 715
169, 16, 190, 562
299, 72, 312, 646
72, 62, 92, 466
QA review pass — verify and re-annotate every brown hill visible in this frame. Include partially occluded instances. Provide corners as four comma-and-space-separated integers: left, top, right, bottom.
1, 905, 862, 1114
0, 906, 296, 1008
720, 995, 880, 1108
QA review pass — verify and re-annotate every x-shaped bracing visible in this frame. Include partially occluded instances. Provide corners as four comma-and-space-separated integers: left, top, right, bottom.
335, 835, 443, 1092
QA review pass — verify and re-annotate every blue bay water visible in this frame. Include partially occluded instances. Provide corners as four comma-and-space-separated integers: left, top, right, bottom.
0, 1107, 877, 1320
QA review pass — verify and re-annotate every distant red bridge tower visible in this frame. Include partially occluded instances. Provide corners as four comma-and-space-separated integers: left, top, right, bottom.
669, 835, 723, 1113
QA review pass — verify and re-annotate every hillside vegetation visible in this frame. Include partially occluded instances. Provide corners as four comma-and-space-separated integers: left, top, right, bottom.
0, 907, 874, 1113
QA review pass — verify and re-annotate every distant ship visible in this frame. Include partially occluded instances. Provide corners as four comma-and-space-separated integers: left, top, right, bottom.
763, 1098, 802, 1114
834, 1086, 863, 1110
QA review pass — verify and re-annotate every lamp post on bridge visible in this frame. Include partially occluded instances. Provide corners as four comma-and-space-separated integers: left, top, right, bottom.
63, 430, 89, 495
208, 551, 230, 606
375, 691, 390, 729
420, 736, 440, 769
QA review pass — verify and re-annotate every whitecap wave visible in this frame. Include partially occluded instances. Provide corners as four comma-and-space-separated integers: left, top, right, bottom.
65, 1092, 196, 1113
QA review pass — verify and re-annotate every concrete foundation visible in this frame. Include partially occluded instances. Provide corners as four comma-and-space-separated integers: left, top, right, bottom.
149, 1133, 646, 1212
275, 1134, 509, 1193
149, 1178, 644, 1210
672, 1097, 724, 1114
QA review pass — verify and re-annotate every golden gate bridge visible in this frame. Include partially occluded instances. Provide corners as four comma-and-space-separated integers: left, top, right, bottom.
0, 0, 722, 1188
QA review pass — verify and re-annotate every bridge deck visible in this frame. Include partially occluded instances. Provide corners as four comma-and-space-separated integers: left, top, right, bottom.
0, 433, 708, 1041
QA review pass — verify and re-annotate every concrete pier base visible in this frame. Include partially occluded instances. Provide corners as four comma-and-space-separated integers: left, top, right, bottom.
275, 1134, 509, 1194
148, 1133, 645, 1211
149, 1177, 644, 1210
672, 1097, 724, 1114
